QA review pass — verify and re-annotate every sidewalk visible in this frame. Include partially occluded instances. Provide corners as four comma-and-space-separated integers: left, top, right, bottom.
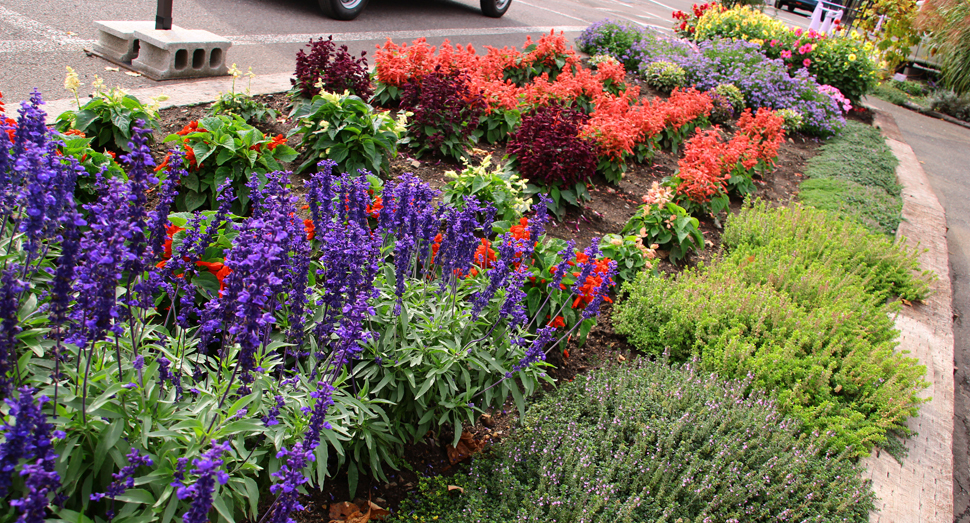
860, 107, 955, 522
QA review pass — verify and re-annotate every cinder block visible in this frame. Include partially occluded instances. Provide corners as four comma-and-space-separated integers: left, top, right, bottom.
93, 21, 181, 63
130, 28, 231, 80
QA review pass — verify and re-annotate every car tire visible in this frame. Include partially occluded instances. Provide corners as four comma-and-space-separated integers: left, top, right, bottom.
786, 4, 795, 11
481, 0, 511, 17
319, 0, 369, 20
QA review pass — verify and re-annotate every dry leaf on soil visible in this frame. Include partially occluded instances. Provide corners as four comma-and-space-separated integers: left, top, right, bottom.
328, 500, 390, 522
446, 430, 484, 464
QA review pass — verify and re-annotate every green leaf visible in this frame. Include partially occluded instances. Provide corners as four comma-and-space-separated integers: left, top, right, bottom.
212, 492, 235, 523
184, 191, 208, 212
347, 461, 359, 499
114, 489, 155, 505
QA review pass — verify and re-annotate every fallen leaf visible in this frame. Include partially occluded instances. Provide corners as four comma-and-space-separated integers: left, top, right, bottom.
446, 431, 484, 464
67, 31, 76, 35
471, 147, 487, 156
367, 501, 390, 520
618, 355, 626, 362
125, 72, 141, 77
563, 349, 570, 359
329, 501, 363, 521
409, 159, 421, 168
447, 485, 464, 494
901, 298, 912, 306
105, 66, 120, 72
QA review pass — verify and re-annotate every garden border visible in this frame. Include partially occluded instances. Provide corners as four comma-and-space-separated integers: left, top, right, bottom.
861, 108, 955, 522
42, 75, 958, 522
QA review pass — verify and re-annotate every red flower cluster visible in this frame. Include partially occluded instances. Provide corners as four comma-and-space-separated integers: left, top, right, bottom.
158, 223, 232, 297
0, 92, 17, 141
675, 109, 785, 205
672, 2, 723, 36
571, 254, 615, 309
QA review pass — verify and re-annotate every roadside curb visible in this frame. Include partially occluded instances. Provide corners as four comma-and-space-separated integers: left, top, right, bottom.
43, 72, 294, 122
861, 108, 955, 522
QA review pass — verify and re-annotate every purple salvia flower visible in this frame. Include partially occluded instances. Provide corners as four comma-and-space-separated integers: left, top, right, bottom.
10, 455, 62, 523
0, 389, 60, 500
0, 269, 26, 398
262, 395, 286, 427
90, 448, 154, 520
548, 240, 577, 291
515, 325, 557, 371
177, 440, 232, 523
265, 444, 310, 523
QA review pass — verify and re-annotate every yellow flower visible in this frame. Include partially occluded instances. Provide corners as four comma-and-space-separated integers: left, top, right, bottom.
64, 66, 81, 93
848, 53, 856, 61
91, 75, 105, 95
228, 63, 241, 78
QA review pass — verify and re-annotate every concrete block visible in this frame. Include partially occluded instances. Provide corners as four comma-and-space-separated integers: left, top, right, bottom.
131, 28, 231, 80
93, 21, 180, 63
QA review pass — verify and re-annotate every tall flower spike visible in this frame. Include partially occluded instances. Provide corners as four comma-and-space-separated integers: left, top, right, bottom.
177, 441, 232, 523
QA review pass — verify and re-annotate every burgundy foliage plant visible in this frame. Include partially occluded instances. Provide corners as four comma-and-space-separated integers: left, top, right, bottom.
400, 67, 486, 161
507, 104, 597, 187
292, 36, 373, 100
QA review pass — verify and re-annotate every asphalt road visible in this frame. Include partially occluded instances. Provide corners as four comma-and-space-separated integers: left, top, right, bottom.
0, 0, 813, 106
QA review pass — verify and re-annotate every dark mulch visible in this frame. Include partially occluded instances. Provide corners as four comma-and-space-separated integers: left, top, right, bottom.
150, 85, 830, 521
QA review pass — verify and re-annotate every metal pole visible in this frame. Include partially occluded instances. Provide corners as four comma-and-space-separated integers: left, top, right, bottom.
156, 0, 173, 30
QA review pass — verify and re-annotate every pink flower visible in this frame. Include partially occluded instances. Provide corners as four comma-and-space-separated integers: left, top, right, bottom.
770, 39, 779, 47
803, 58, 812, 67
794, 27, 803, 36
781, 50, 792, 59
799, 43, 812, 54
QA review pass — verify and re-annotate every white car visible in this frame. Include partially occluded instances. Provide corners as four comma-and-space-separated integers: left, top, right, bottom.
319, 0, 511, 20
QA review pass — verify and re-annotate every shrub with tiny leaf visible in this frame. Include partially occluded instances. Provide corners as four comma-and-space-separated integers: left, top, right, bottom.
615, 201, 932, 457
401, 67, 486, 161
775, 108, 804, 132
292, 36, 373, 100
642, 60, 687, 94
390, 360, 876, 523
712, 83, 745, 112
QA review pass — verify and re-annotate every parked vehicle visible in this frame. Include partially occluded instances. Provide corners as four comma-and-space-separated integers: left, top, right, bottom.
775, 0, 818, 14
319, 0, 511, 20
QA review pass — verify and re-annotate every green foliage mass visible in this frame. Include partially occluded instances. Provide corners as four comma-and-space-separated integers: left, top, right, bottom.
798, 177, 903, 236
798, 120, 902, 235
614, 202, 932, 457
389, 361, 876, 522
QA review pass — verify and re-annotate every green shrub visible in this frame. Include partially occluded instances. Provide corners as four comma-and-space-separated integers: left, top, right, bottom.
798, 177, 903, 236
163, 115, 298, 212
775, 108, 804, 132
713, 83, 745, 112
642, 60, 687, 94
798, 120, 903, 235
290, 89, 404, 176
442, 155, 531, 222
621, 182, 704, 265
390, 361, 876, 522
872, 82, 913, 106
721, 201, 932, 301
614, 203, 931, 457
891, 79, 929, 97
804, 121, 901, 196
55, 82, 162, 152
929, 88, 970, 121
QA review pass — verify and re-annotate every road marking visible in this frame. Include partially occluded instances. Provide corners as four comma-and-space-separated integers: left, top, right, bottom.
642, 0, 680, 12
516, 2, 592, 23
228, 25, 590, 45
0, 6, 89, 46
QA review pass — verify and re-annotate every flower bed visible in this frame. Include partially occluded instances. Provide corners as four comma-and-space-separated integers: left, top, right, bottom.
0, 24, 929, 522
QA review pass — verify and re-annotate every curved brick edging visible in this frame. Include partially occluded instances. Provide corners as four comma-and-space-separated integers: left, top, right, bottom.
860, 110, 955, 522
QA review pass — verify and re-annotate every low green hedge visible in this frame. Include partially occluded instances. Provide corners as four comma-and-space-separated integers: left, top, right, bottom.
389, 361, 876, 522
614, 202, 931, 457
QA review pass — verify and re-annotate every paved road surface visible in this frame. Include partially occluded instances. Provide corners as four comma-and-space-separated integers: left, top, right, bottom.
0, 0, 813, 105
